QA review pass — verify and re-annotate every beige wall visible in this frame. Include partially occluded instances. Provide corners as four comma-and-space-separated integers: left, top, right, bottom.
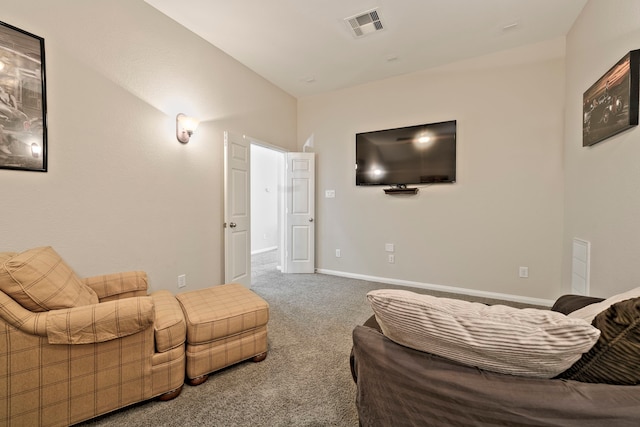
299, 39, 566, 303
563, 0, 640, 297
0, 0, 297, 292
7, 0, 634, 303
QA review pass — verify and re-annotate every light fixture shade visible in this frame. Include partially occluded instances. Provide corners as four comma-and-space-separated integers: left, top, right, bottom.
176, 113, 200, 143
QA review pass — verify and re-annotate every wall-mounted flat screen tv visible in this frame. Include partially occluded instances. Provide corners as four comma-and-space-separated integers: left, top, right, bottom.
355, 120, 456, 186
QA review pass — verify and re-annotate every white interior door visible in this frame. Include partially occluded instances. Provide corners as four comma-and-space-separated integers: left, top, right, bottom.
224, 131, 251, 287
284, 153, 315, 273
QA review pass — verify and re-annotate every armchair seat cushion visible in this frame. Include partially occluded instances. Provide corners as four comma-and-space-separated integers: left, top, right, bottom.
0, 247, 98, 312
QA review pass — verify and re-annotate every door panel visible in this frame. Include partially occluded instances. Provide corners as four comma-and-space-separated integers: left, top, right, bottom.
224, 131, 251, 287
292, 178, 310, 213
231, 230, 249, 278
284, 153, 315, 273
292, 226, 310, 261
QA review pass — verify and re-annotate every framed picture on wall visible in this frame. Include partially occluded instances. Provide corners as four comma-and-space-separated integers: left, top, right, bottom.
0, 20, 47, 172
583, 49, 640, 147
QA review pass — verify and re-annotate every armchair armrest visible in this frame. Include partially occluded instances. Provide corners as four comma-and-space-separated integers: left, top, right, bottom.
150, 290, 186, 352
45, 296, 154, 344
83, 271, 148, 301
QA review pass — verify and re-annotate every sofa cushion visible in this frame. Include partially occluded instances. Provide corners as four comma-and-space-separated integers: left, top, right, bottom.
367, 289, 600, 378
568, 286, 640, 322
558, 296, 640, 384
0, 246, 98, 312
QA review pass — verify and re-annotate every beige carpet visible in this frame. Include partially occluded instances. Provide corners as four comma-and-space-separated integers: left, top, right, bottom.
77, 251, 542, 427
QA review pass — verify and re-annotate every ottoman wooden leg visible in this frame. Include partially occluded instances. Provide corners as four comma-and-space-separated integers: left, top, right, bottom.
252, 351, 268, 363
187, 374, 209, 386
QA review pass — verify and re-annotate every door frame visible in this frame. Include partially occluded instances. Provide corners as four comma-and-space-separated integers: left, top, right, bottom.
224, 132, 315, 280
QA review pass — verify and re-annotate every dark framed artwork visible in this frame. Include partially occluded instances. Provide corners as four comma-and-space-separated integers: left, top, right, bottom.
583, 50, 640, 147
0, 21, 47, 171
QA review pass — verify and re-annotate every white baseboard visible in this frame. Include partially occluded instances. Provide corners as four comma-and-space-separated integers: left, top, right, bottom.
316, 268, 555, 307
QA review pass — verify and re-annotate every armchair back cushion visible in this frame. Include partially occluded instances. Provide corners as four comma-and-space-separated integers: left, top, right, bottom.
0, 247, 98, 312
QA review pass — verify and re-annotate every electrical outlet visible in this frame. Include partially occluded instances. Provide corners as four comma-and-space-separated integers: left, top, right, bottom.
519, 267, 529, 278
178, 274, 187, 288
388, 254, 395, 264
335, 249, 341, 258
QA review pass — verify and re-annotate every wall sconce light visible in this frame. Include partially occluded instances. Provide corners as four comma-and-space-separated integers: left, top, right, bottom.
176, 113, 200, 144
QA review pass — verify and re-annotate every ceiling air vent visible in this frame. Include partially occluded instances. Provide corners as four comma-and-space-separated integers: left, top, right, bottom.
344, 8, 385, 38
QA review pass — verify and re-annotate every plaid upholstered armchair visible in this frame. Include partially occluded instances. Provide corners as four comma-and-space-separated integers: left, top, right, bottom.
0, 247, 186, 427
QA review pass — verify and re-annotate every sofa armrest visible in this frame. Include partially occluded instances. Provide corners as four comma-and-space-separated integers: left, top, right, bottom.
551, 294, 605, 315
150, 290, 186, 352
351, 325, 640, 426
45, 296, 154, 344
83, 271, 148, 301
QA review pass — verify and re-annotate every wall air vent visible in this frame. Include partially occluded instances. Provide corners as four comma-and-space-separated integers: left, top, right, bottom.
344, 8, 385, 38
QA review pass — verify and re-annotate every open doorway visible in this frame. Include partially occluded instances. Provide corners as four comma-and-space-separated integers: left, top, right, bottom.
224, 132, 315, 284
250, 143, 285, 279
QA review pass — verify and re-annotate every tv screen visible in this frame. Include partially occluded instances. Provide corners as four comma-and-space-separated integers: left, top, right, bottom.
355, 120, 456, 186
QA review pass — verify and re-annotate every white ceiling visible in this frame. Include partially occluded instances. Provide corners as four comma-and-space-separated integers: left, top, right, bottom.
145, 0, 587, 98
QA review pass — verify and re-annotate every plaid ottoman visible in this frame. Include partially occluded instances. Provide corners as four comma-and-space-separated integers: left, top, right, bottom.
176, 283, 269, 385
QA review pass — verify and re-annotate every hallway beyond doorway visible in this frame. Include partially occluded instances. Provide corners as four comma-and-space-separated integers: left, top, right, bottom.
252, 249, 279, 284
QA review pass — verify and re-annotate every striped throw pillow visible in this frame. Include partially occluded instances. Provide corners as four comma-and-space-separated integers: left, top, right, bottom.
558, 297, 640, 384
367, 289, 600, 378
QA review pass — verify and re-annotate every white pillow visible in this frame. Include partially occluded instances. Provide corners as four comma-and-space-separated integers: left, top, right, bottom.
568, 287, 640, 322
367, 289, 600, 378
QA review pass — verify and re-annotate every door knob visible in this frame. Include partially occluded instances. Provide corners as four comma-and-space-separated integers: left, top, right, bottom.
229, 222, 237, 228
309, 218, 314, 223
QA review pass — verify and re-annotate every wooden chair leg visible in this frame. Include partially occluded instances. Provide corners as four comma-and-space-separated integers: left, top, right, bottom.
156, 385, 183, 401
252, 351, 268, 363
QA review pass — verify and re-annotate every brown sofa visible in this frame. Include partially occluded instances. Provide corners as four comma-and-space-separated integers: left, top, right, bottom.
0, 247, 186, 427
351, 294, 640, 426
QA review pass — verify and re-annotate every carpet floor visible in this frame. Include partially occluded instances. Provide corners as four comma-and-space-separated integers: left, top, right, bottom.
78, 251, 541, 427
